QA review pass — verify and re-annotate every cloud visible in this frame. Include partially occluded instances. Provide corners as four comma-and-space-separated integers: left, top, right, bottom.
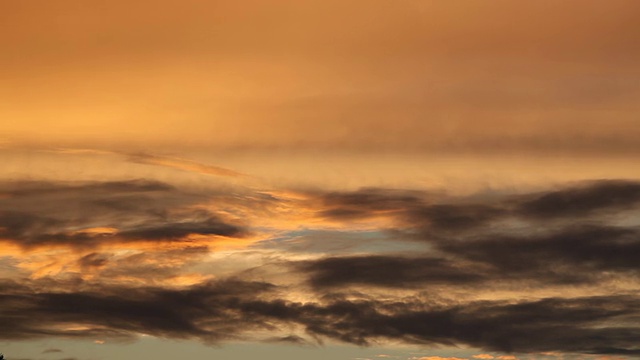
291, 296, 640, 355
265, 335, 311, 345
517, 180, 640, 218
74, 245, 212, 285
317, 188, 425, 221
297, 255, 485, 289
1, 277, 639, 355
292, 224, 640, 291
0, 279, 277, 342
117, 214, 244, 241
0, 179, 248, 248
314, 180, 640, 234
125, 152, 247, 178
297, 181, 640, 288
2, 179, 640, 356
42, 348, 63, 353
271, 181, 640, 294
438, 225, 640, 281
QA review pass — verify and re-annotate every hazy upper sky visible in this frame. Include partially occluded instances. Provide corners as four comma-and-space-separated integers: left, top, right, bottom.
1, 1, 640, 360
3, 0, 640, 153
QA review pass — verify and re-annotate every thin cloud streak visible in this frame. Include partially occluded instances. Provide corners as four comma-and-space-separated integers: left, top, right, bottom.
48, 148, 248, 178
125, 152, 247, 178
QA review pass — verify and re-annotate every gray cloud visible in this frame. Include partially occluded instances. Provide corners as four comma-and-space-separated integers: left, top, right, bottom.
0, 279, 276, 342
0, 280, 638, 355
297, 255, 484, 289
300, 181, 640, 290
2, 179, 640, 356
295, 223, 640, 290
517, 180, 640, 218
318, 188, 425, 220
438, 225, 640, 278
0, 180, 248, 248
315, 180, 640, 231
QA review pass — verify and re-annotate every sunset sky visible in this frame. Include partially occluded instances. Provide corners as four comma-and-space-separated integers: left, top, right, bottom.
1, 1, 640, 360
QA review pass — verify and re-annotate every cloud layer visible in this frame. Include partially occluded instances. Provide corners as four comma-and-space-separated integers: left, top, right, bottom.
1, 179, 639, 356
1, 280, 638, 355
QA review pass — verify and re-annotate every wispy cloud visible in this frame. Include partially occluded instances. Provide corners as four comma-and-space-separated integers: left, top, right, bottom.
48, 148, 247, 178
125, 152, 247, 178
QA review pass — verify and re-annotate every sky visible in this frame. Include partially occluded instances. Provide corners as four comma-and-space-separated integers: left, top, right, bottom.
1, 1, 640, 360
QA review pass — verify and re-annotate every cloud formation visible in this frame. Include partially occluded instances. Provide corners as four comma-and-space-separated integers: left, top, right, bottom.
1, 179, 640, 357
300, 180, 640, 289
297, 255, 484, 289
0, 279, 638, 355
0, 179, 247, 248
316, 180, 640, 230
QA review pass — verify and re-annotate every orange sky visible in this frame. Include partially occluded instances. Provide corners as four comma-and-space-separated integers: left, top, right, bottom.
2, 0, 640, 154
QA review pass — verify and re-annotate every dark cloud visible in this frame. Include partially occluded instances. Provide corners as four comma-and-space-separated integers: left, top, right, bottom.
3, 179, 640, 357
0, 279, 276, 342
78, 253, 109, 269
0, 180, 247, 248
406, 204, 506, 231
438, 225, 640, 279
295, 224, 640, 289
42, 348, 63, 353
317, 191, 496, 236
314, 180, 640, 231
316, 188, 508, 233
300, 296, 640, 355
518, 180, 640, 218
332, 295, 640, 355
265, 335, 311, 345
1, 279, 638, 355
298, 181, 640, 290
297, 255, 484, 289
118, 214, 243, 241
317, 188, 425, 221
